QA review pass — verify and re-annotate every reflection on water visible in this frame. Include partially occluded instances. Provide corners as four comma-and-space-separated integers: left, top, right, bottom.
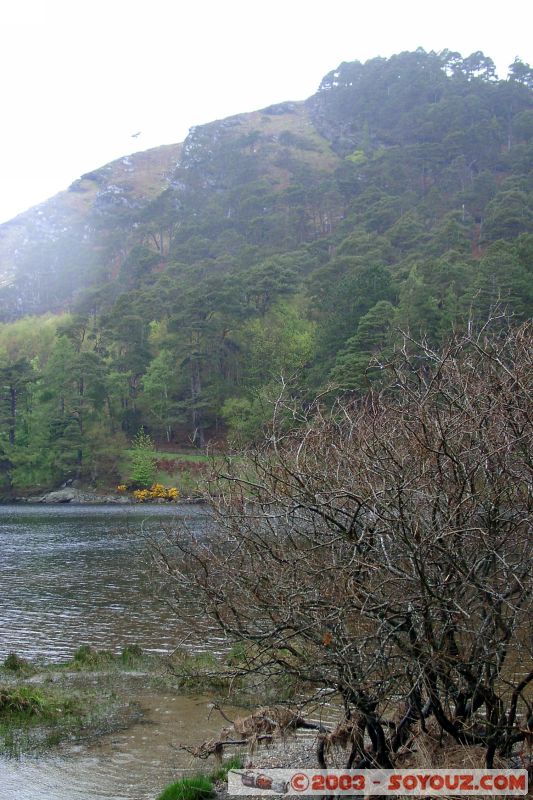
0, 504, 230, 799
0, 503, 220, 662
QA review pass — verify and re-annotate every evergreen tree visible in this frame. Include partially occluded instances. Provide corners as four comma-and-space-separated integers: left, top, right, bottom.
330, 300, 395, 389
129, 428, 157, 488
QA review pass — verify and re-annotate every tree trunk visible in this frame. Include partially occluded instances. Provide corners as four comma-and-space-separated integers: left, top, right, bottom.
190, 355, 205, 449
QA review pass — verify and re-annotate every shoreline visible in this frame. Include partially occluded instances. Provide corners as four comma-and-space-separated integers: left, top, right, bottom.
0, 487, 207, 505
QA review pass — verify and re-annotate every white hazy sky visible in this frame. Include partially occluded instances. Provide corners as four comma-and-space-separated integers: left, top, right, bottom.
1, 0, 531, 225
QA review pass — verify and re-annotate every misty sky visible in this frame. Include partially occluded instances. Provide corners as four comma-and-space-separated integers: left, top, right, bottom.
1, 0, 532, 224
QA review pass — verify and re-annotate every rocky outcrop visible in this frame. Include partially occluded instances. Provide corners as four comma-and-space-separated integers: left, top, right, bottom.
25, 488, 132, 504
0, 143, 182, 319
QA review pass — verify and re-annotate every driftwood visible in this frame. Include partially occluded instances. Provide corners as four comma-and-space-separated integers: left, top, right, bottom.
179, 705, 329, 761
180, 734, 274, 760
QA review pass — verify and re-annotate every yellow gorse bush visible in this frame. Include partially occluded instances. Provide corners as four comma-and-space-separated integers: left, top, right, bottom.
132, 484, 180, 502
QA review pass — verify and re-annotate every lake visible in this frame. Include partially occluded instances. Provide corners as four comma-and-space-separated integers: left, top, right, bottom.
0, 503, 229, 800
0, 503, 225, 661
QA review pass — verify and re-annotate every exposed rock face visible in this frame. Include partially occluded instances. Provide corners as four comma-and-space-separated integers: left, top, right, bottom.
0, 99, 340, 320
0, 144, 182, 318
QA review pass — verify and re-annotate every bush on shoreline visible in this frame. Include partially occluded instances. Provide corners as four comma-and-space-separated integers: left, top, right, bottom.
158, 320, 533, 771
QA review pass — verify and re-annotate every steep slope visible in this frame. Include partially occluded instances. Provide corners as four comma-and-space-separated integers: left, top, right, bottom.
0, 49, 532, 492
1, 49, 531, 324
0, 143, 182, 317
0, 102, 341, 318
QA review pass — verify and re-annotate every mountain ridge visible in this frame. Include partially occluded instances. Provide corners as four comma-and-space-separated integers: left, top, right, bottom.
0, 48, 531, 490
0, 97, 343, 316
1, 49, 532, 320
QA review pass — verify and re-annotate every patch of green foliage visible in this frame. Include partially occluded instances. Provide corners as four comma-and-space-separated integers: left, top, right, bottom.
120, 644, 144, 665
63, 644, 149, 671
156, 757, 245, 800
156, 775, 215, 800
210, 755, 244, 783
0, 647, 153, 756
129, 428, 157, 488
0, 684, 83, 755
3, 652, 30, 673
0, 686, 78, 720
73, 645, 116, 667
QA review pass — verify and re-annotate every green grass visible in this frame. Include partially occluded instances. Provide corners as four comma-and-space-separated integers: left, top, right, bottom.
0, 686, 78, 720
122, 448, 211, 463
3, 652, 31, 673
156, 775, 215, 800
62, 644, 150, 671
0, 684, 84, 755
0, 646, 154, 680
72, 645, 116, 667
211, 755, 244, 783
156, 757, 245, 800
153, 451, 211, 462
0, 644, 167, 757
0, 664, 147, 757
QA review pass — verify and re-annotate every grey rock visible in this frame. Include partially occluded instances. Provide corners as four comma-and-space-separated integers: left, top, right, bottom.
41, 488, 79, 503
29, 488, 132, 504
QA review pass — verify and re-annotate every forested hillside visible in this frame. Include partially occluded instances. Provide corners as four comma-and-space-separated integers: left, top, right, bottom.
0, 49, 532, 492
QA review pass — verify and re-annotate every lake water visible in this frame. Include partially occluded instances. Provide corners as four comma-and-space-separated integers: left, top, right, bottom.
0, 504, 230, 800
0, 503, 224, 662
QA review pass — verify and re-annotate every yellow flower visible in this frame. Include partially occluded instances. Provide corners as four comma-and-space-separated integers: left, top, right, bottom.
132, 484, 179, 502
133, 488, 152, 502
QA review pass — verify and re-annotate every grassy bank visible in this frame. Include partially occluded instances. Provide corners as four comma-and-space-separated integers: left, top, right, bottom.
0, 646, 154, 756
0, 643, 275, 758
119, 448, 213, 498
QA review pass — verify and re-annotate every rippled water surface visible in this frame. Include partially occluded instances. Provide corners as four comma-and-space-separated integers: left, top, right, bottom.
0, 503, 215, 661
0, 504, 227, 799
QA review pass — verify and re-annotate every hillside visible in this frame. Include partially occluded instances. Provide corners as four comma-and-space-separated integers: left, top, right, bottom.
0, 102, 340, 317
0, 143, 183, 316
0, 48, 532, 492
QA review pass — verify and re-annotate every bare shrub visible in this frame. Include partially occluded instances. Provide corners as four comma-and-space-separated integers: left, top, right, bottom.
156, 319, 533, 769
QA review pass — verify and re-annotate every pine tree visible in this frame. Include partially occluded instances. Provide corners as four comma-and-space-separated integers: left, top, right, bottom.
129, 428, 157, 488
330, 300, 395, 389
